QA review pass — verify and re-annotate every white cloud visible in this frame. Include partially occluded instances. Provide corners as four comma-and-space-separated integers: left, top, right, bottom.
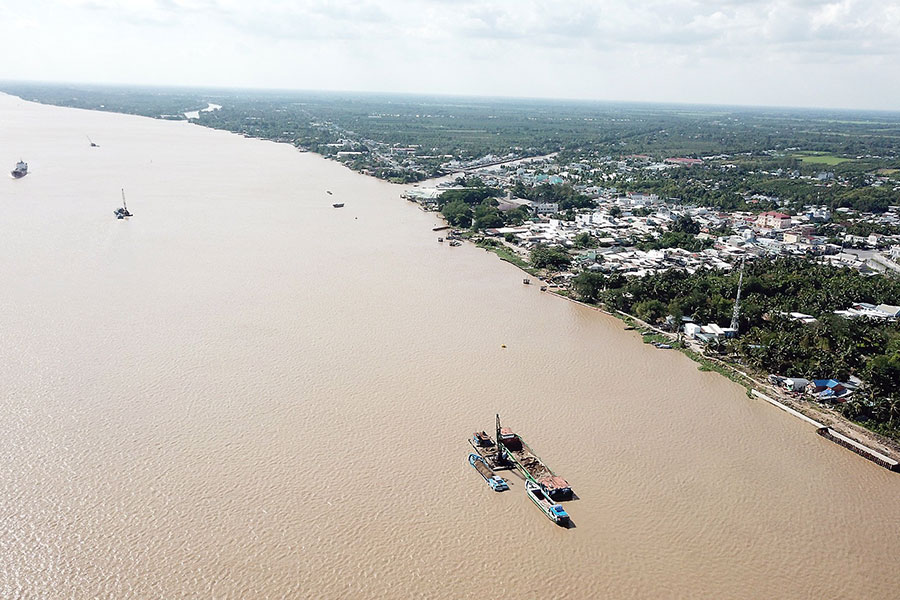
1, 0, 899, 109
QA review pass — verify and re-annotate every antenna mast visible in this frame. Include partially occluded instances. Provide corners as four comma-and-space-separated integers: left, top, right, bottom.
730, 256, 745, 332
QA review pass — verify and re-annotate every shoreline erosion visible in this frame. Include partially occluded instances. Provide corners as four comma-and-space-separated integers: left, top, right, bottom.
10, 90, 898, 471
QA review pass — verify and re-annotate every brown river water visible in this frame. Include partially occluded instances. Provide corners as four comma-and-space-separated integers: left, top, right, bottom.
2, 93, 899, 599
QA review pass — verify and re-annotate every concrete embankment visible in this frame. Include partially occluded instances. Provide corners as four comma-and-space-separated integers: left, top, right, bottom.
751, 390, 899, 472
817, 428, 900, 472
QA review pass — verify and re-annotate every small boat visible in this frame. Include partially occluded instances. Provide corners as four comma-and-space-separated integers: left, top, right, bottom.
523, 278, 530, 285
332, 203, 344, 208
438, 237, 443, 243
624, 326, 635, 331
326, 190, 333, 195
469, 454, 508, 491
526, 481, 569, 525
114, 188, 133, 219
87, 135, 99, 148
540, 286, 547, 291
449, 240, 461, 247
655, 343, 673, 349
10, 160, 27, 178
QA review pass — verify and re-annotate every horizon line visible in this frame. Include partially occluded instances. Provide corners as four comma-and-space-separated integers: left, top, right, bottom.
2, 78, 900, 116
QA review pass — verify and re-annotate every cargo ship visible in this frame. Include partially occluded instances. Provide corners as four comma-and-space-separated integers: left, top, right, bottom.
11, 160, 27, 178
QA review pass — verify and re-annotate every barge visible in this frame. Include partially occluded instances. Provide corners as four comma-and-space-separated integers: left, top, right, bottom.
469, 431, 506, 468
526, 481, 569, 525
497, 422, 572, 500
468, 453, 508, 491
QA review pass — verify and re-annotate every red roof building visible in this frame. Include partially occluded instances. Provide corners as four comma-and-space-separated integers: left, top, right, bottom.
756, 211, 792, 230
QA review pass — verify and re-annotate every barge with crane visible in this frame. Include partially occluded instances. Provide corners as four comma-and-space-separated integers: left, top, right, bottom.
469, 415, 573, 500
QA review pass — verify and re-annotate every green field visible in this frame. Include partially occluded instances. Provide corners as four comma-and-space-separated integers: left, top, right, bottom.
791, 152, 853, 165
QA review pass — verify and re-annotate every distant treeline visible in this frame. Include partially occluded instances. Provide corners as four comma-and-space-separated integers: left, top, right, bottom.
7, 83, 900, 159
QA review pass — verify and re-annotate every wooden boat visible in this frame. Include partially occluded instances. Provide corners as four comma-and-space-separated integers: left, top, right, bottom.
332, 203, 344, 208
469, 454, 508, 491
526, 481, 569, 525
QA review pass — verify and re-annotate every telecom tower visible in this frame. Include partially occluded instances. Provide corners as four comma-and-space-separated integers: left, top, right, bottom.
730, 256, 746, 332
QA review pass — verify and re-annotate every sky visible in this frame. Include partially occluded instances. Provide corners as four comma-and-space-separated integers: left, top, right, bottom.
2, 0, 900, 110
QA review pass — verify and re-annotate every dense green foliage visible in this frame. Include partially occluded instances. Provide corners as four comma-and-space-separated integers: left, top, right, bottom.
636, 231, 713, 252
616, 158, 900, 214
440, 200, 473, 227
530, 245, 572, 271
635, 215, 712, 251
512, 182, 596, 210
438, 186, 500, 207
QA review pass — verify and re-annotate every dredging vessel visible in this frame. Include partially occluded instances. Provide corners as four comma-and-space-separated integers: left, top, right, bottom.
469, 416, 573, 500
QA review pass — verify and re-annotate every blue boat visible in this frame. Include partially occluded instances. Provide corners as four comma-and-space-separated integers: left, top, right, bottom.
526, 481, 569, 525
469, 453, 508, 491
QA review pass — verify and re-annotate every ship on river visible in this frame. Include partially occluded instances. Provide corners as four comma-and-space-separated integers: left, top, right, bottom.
496, 418, 573, 500
470, 416, 573, 500
468, 453, 508, 491
526, 481, 569, 525
11, 160, 27, 178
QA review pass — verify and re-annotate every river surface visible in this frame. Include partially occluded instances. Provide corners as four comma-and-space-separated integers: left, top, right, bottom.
2, 93, 899, 599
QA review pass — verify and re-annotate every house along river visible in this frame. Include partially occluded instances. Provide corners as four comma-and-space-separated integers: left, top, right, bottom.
1, 93, 899, 599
